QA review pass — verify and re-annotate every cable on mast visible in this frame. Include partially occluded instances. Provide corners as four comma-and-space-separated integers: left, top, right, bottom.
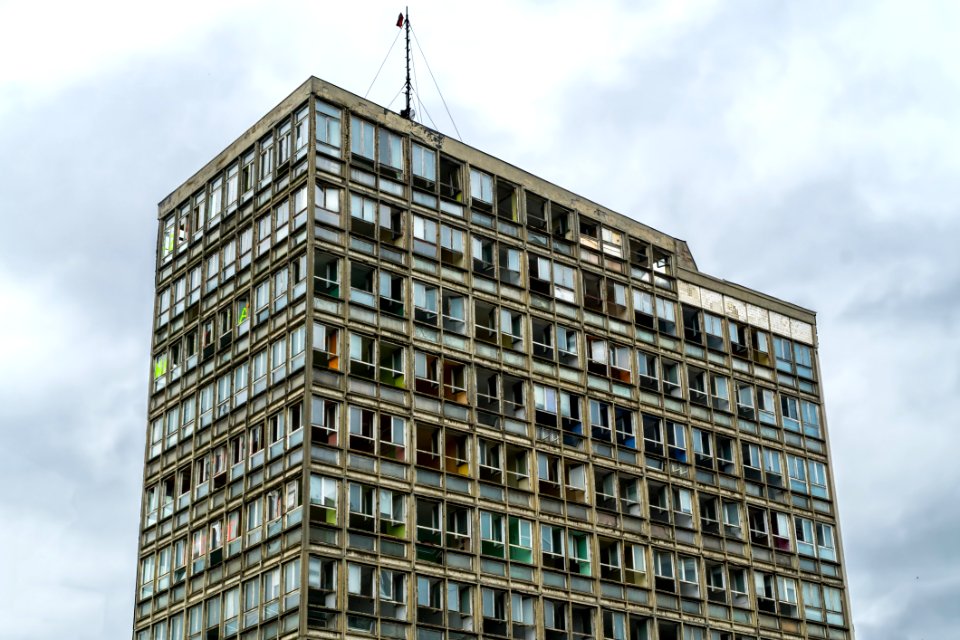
364, 26, 402, 99
410, 25, 461, 140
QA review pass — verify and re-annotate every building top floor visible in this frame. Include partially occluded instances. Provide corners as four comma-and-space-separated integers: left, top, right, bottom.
156, 76, 816, 335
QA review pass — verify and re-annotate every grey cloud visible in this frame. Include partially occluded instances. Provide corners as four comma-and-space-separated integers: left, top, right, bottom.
4, 2, 960, 639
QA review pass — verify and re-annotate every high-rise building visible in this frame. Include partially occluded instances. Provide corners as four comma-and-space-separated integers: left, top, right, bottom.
135, 77, 853, 640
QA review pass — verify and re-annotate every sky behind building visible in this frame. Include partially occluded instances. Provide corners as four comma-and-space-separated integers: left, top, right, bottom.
1, 1, 958, 639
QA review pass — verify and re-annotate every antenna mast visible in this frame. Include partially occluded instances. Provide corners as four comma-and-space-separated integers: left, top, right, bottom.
400, 7, 414, 120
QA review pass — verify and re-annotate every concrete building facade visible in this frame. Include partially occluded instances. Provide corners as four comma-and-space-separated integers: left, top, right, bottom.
134, 77, 853, 640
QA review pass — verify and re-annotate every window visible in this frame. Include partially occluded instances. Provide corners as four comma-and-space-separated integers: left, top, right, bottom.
771, 511, 792, 551
673, 487, 694, 528
307, 556, 340, 607
380, 413, 406, 460
654, 549, 675, 584
316, 100, 342, 154
414, 351, 440, 395
310, 474, 338, 524
589, 399, 612, 442
277, 119, 292, 165
379, 271, 405, 317
557, 325, 579, 366
233, 362, 248, 406
808, 460, 829, 499
704, 313, 724, 350
350, 192, 376, 223
633, 289, 654, 325
379, 489, 407, 537
780, 394, 801, 432
655, 297, 677, 336
349, 334, 375, 378
606, 279, 628, 314
472, 235, 495, 276
412, 143, 436, 183
440, 224, 465, 264
350, 116, 375, 160
481, 587, 506, 625
413, 281, 438, 325
667, 422, 687, 463
774, 336, 794, 373
568, 530, 592, 574
499, 244, 522, 285
795, 342, 814, 379
802, 581, 823, 622
710, 374, 730, 411
315, 183, 341, 213
601, 227, 623, 258
777, 575, 799, 616
817, 522, 837, 561
413, 215, 438, 257
447, 503, 471, 548
379, 129, 403, 172
314, 250, 340, 297
216, 373, 231, 417
678, 556, 700, 595
208, 175, 223, 225
508, 516, 534, 563
802, 400, 822, 438
795, 516, 815, 556
479, 511, 504, 557
512, 592, 535, 627
470, 168, 493, 203
824, 586, 845, 625
742, 442, 762, 481
763, 448, 783, 485
271, 336, 287, 383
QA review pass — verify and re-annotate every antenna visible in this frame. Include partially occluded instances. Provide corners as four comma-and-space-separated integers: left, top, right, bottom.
399, 7, 415, 120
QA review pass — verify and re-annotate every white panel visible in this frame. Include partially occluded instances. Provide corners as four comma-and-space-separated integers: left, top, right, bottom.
724, 297, 747, 322
678, 281, 701, 306
790, 319, 814, 344
701, 289, 724, 313
746, 304, 769, 330
769, 311, 792, 337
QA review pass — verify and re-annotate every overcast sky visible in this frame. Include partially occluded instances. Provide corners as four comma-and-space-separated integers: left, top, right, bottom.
1, 1, 958, 638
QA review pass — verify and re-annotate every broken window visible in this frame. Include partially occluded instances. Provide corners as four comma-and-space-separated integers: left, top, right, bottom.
495, 179, 518, 222
413, 281, 438, 325
439, 156, 463, 201
601, 227, 623, 259
525, 192, 547, 230
313, 250, 340, 298
472, 235, 496, 277
378, 270, 405, 317
442, 359, 468, 402
414, 351, 440, 395
441, 290, 467, 334
350, 263, 375, 307
349, 333, 375, 379
499, 244, 522, 285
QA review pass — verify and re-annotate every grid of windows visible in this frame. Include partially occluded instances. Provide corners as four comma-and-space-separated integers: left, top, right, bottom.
136, 81, 850, 640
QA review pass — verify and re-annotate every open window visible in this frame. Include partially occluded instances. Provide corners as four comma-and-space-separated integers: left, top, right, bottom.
439, 156, 463, 201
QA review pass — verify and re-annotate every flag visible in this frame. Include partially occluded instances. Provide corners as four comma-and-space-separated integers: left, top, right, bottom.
396, 13, 404, 28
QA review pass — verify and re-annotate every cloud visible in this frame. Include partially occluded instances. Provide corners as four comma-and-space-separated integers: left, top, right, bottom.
3, 1, 960, 639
